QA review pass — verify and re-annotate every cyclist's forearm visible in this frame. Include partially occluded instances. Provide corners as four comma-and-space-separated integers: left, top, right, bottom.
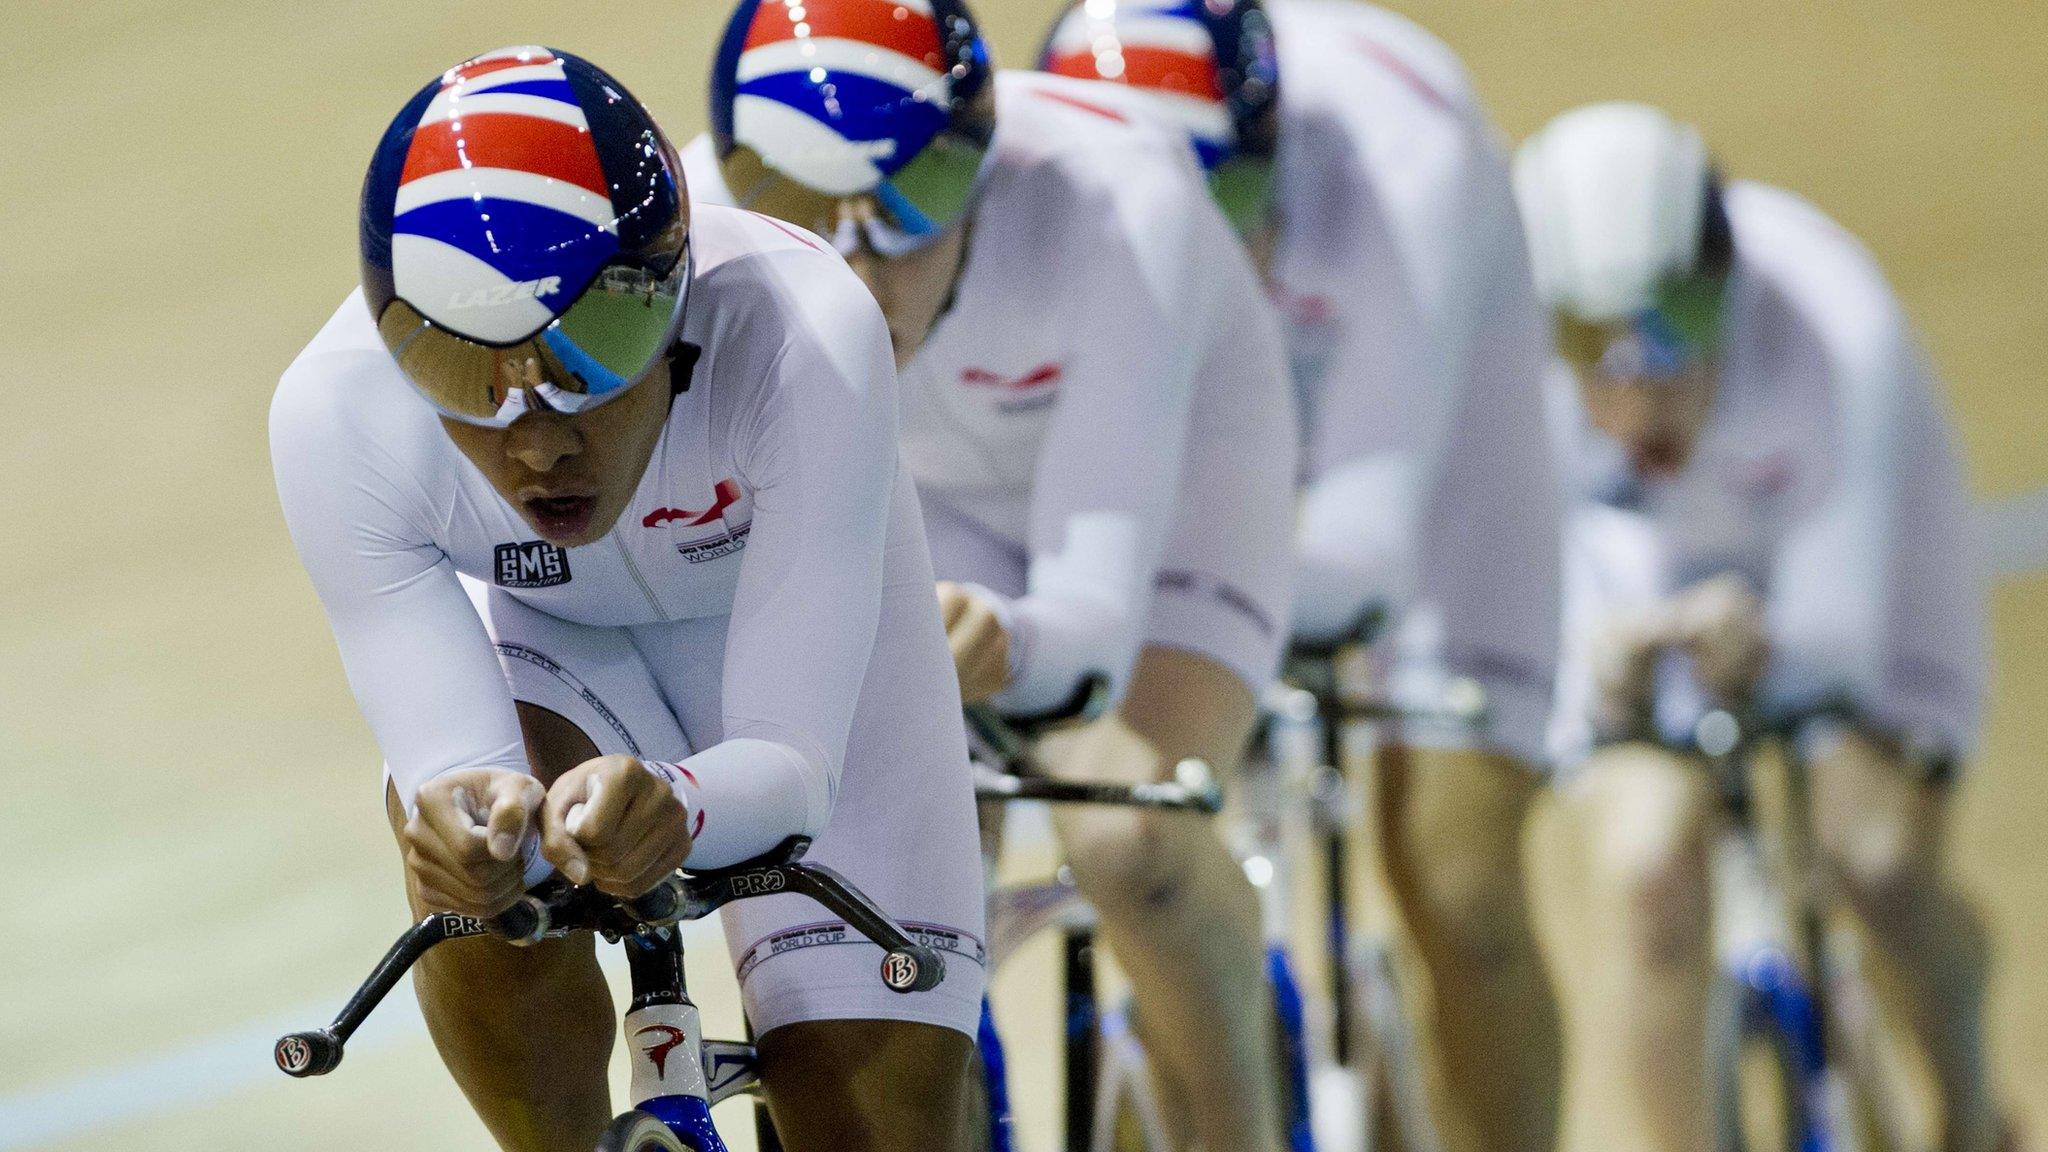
650, 733, 824, 871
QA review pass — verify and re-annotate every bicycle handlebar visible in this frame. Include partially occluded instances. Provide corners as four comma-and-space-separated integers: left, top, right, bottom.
963, 673, 1111, 757
274, 836, 944, 1079
965, 677, 1223, 815
1277, 647, 1490, 732
1284, 603, 1390, 664
971, 761, 1224, 814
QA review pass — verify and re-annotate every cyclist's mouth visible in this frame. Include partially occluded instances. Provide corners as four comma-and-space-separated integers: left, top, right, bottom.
524, 494, 598, 541
1633, 437, 1687, 478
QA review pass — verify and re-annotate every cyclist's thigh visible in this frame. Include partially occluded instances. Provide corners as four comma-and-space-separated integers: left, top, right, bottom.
645, 479, 989, 1040
1386, 599, 1553, 770
1142, 357, 1295, 702
1388, 744, 1543, 884
453, 575, 696, 764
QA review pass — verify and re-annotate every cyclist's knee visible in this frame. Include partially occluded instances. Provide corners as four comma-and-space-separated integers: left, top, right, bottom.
1390, 750, 1539, 967
1828, 829, 1951, 948
1573, 751, 1716, 968
1402, 851, 1527, 969
759, 1019, 974, 1150
1058, 805, 1211, 914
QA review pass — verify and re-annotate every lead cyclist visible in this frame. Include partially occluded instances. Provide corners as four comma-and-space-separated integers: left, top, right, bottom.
687, 2, 1301, 1147
1042, 4, 1566, 1149
1516, 103, 2009, 1152
270, 49, 984, 1152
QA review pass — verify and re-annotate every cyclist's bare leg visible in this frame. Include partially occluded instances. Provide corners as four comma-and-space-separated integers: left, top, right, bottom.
1807, 728, 1998, 1152
758, 1019, 976, 1151
1375, 744, 1559, 1152
383, 702, 615, 1152
1046, 645, 1283, 1152
1528, 743, 1716, 1152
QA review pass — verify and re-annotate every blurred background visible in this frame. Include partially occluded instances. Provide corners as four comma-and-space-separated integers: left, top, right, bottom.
1, 1, 2040, 1148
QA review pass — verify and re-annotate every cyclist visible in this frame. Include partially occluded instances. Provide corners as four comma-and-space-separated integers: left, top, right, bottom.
1042, 3, 1564, 1148
690, 2, 1300, 1147
1517, 102, 2001, 1152
270, 48, 984, 1152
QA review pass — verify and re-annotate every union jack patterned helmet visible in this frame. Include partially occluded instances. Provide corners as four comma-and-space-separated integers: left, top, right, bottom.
1041, 0, 1279, 231
360, 47, 692, 427
711, 0, 993, 255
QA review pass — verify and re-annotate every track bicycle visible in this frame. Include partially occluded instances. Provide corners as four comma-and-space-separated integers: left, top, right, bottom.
273, 836, 947, 1152
967, 686, 1297, 1152
1251, 621, 1490, 1152
1673, 697, 1923, 1152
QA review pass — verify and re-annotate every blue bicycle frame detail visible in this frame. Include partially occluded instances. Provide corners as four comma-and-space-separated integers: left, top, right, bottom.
976, 946, 1318, 1152
640, 1093, 728, 1152
978, 997, 1019, 1152
1732, 946, 1834, 1152
1268, 945, 1319, 1152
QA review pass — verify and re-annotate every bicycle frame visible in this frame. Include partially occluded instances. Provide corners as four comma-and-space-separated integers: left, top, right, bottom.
1255, 639, 1490, 1152
1706, 713, 1886, 1152
967, 694, 1235, 1152
617, 925, 738, 1151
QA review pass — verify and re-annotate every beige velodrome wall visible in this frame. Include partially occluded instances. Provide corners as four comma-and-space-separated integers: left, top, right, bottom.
0, 2, 2040, 1148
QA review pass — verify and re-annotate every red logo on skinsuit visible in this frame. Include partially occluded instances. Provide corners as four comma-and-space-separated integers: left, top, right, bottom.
644, 479, 741, 529
961, 363, 1063, 392
1267, 282, 1335, 327
1739, 451, 1798, 502
635, 1024, 688, 1078
1352, 35, 1456, 115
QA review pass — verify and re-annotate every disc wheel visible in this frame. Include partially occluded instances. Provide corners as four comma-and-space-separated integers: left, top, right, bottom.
595, 1110, 689, 1152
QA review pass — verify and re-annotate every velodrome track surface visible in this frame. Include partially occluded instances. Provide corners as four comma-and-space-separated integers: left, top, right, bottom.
1, 2, 2040, 1147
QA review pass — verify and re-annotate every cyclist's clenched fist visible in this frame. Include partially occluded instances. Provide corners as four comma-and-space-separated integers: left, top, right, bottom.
1665, 574, 1768, 706
403, 768, 545, 919
937, 581, 1011, 705
541, 755, 693, 896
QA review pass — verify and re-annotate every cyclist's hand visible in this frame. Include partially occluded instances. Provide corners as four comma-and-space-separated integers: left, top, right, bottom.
1669, 574, 1768, 706
540, 755, 692, 895
938, 581, 1011, 704
1590, 605, 1677, 734
404, 768, 545, 918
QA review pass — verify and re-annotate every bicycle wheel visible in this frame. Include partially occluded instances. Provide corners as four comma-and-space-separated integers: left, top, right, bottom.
596, 1110, 689, 1152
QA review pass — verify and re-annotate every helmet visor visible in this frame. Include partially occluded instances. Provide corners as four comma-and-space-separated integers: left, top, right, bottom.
1555, 271, 1728, 382
377, 241, 692, 427
1210, 153, 1275, 236
721, 131, 990, 257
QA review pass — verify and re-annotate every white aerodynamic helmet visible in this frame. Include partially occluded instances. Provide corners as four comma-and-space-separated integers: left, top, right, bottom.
1514, 102, 1732, 325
